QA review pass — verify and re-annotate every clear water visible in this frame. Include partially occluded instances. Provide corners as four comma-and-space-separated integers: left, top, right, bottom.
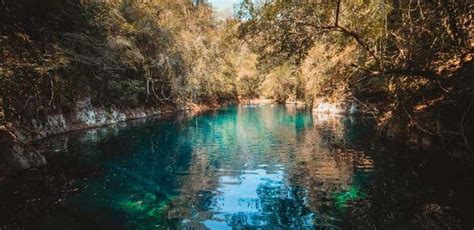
2, 104, 470, 229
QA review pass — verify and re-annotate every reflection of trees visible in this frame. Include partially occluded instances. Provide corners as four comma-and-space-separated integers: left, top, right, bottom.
255, 185, 314, 228
2, 105, 389, 229
162, 108, 241, 228
167, 105, 318, 228
290, 113, 374, 227
165, 148, 219, 229
18, 116, 208, 228
208, 106, 355, 228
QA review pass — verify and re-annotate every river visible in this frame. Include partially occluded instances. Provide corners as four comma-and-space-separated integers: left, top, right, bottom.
0, 104, 471, 229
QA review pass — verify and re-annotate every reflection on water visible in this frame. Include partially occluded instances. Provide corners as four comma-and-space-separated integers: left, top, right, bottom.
0, 104, 432, 229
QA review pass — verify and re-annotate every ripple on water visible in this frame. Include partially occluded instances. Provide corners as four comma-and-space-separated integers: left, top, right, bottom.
1, 105, 379, 229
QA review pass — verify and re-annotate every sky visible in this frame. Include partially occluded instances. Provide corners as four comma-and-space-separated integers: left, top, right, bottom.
208, 0, 240, 13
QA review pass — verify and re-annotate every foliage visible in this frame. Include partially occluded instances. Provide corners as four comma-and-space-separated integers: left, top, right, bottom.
231, 45, 261, 99
0, 0, 262, 127
237, 0, 386, 67
259, 64, 297, 103
300, 42, 357, 101
238, 0, 474, 154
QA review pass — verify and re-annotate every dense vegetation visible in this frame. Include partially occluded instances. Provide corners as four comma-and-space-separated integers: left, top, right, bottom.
0, 0, 473, 228
0, 0, 260, 128
1, 0, 473, 159
237, 0, 473, 157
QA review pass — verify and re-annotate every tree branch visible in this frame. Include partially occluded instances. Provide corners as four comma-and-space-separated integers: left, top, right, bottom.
351, 63, 438, 80
336, 26, 380, 64
334, 0, 341, 27
294, 1, 380, 65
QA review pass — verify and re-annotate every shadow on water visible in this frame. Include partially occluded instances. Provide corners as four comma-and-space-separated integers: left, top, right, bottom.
0, 104, 472, 229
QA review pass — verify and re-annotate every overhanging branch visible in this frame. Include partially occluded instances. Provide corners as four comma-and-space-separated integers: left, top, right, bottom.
295, 0, 381, 65
351, 63, 438, 80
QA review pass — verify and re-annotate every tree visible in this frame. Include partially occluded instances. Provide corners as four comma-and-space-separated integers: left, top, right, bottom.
237, 0, 474, 153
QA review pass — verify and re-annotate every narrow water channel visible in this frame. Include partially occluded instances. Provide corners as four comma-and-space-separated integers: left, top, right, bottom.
0, 105, 470, 229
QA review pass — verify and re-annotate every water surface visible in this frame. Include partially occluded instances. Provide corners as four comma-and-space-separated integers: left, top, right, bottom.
1, 104, 470, 229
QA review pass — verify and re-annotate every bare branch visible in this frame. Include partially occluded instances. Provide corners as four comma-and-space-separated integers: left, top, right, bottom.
334, 0, 341, 27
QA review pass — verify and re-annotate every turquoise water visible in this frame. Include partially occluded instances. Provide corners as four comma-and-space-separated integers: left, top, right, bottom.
2, 105, 381, 229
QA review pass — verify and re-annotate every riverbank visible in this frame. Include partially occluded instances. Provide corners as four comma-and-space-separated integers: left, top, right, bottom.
0, 0, 257, 171
0, 101, 231, 171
